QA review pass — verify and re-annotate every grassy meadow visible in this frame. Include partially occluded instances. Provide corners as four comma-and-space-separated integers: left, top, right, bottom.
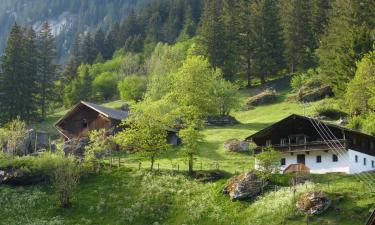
2, 83, 375, 225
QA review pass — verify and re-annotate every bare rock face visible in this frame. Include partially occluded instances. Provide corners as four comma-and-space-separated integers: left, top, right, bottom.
296, 191, 331, 215
62, 138, 89, 157
224, 139, 249, 152
223, 171, 266, 201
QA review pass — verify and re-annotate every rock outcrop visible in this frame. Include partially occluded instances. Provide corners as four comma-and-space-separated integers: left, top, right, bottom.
224, 139, 249, 152
206, 115, 240, 126
245, 88, 278, 108
296, 191, 331, 215
223, 171, 266, 201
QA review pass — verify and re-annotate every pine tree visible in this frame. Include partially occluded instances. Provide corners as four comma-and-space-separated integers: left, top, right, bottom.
94, 28, 106, 58
249, 0, 284, 84
22, 27, 39, 121
221, 0, 241, 81
279, 0, 314, 73
0, 24, 38, 123
81, 33, 95, 64
196, 0, 226, 71
316, 0, 375, 96
103, 32, 115, 60
238, 0, 255, 87
37, 21, 57, 120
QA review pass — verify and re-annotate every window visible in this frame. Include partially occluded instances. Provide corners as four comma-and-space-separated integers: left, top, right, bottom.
82, 119, 88, 128
355, 155, 358, 163
280, 138, 287, 146
316, 155, 322, 163
364, 158, 367, 166
372, 160, 374, 168
332, 154, 338, 162
281, 158, 286, 166
266, 140, 272, 146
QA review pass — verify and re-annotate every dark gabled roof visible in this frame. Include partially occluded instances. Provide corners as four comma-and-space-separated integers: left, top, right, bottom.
55, 101, 128, 126
245, 114, 375, 141
80, 101, 128, 121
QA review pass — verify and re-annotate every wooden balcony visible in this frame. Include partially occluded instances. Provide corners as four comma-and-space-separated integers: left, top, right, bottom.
254, 139, 348, 154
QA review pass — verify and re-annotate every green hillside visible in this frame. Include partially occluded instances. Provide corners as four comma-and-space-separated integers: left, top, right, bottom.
2, 83, 374, 225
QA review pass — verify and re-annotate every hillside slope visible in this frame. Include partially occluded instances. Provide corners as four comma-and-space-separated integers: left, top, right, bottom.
2, 81, 375, 224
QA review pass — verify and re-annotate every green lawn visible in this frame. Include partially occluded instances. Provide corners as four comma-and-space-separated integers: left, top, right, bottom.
2, 85, 374, 225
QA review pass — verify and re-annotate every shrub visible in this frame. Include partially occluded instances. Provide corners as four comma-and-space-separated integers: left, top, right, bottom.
118, 75, 147, 102
313, 99, 346, 119
362, 113, 375, 136
92, 72, 118, 100
347, 116, 364, 131
291, 72, 310, 92
0, 152, 67, 185
255, 146, 282, 180
53, 156, 81, 208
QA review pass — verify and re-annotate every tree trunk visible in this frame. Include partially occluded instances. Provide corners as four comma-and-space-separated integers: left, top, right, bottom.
60, 190, 70, 208
188, 154, 194, 175
246, 55, 252, 88
150, 156, 154, 172
260, 76, 266, 85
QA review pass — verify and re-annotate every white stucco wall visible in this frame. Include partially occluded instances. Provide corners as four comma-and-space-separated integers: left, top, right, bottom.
255, 149, 375, 174
348, 149, 375, 174
278, 150, 350, 174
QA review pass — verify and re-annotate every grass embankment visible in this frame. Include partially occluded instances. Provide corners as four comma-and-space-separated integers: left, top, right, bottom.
2, 82, 374, 225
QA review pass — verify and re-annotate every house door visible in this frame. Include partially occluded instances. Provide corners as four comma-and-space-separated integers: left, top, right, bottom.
297, 154, 305, 165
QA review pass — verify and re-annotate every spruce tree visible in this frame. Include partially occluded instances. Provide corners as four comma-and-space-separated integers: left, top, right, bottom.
0, 24, 38, 123
37, 21, 57, 120
250, 0, 284, 84
279, 0, 314, 73
238, 0, 255, 87
221, 0, 241, 81
196, 0, 226, 71
316, 0, 375, 96
94, 28, 106, 58
22, 27, 39, 121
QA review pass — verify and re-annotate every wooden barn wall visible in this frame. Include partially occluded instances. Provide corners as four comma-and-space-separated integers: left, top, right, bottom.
59, 106, 112, 138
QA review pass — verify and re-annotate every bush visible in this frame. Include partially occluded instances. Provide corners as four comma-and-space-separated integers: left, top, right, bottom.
362, 113, 375, 136
53, 156, 81, 208
92, 72, 118, 100
118, 75, 147, 102
255, 146, 282, 180
291, 72, 311, 92
313, 99, 346, 119
347, 116, 364, 131
0, 152, 67, 185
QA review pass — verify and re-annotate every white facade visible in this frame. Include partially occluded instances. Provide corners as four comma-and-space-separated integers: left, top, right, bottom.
256, 149, 375, 174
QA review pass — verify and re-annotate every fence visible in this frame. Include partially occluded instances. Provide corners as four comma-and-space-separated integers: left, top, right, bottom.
102, 156, 252, 175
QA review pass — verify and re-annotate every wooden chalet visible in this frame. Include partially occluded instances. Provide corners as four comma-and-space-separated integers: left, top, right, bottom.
55, 101, 129, 140
246, 114, 375, 174
55, 101, 181, 146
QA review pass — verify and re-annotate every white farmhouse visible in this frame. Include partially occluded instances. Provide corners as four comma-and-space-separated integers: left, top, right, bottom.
246, 114, 375, 174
